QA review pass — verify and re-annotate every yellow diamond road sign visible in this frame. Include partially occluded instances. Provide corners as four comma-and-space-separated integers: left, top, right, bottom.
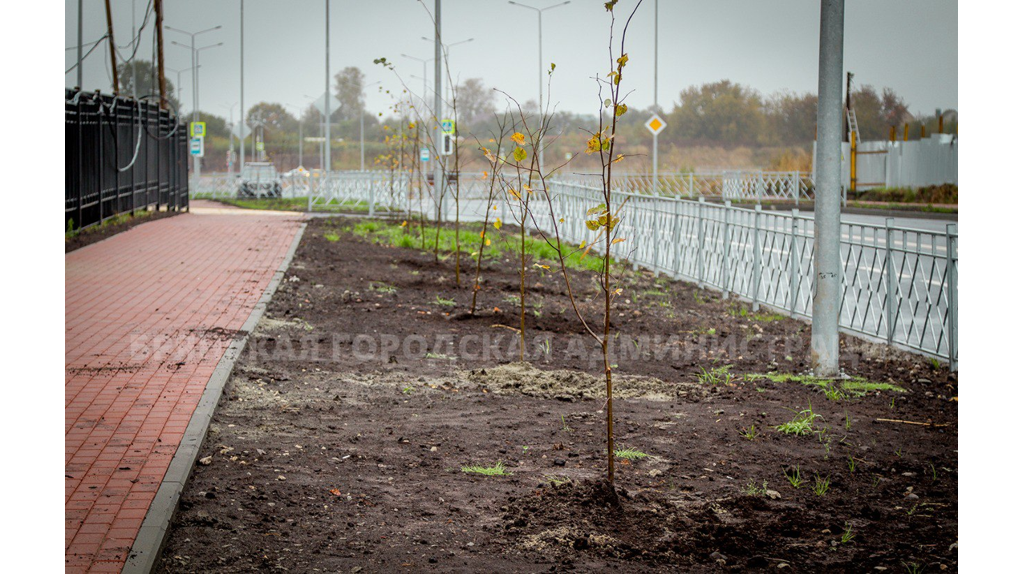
645, 114, 666, 136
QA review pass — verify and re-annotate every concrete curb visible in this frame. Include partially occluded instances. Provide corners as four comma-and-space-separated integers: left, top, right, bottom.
123, 221, 307, 574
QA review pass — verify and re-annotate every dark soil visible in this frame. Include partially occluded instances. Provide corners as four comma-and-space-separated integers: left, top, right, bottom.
157, 217, 958, 573
65, 209, 182, 253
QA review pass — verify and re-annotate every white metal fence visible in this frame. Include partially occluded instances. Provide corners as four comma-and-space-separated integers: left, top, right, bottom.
538, 181, 957, 367
564, 171, 814, 202
189, 170, 957, 367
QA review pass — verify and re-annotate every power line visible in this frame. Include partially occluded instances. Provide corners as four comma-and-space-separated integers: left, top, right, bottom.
66, 34, 107, 52
114, 0, 155, 65
66, 34, 109, 74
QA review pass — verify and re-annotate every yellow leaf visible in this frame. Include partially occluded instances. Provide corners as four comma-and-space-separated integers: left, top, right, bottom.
615, 104, 627, 117
400, 220, 408, 227
511, 132, 526, 145
494, 217, 503, 230
480, 230, 486, 238
579, 240, 586, 249
513, 147, 528, 162
617, 53, 629, 68
485, 238, 491, 246
532, 263, 550, 270
586, 220, 600, 231
612, 238, 625, 244
613, 154, 625, 163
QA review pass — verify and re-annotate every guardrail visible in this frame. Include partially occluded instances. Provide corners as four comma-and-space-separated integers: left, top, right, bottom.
65, 88, 189, 230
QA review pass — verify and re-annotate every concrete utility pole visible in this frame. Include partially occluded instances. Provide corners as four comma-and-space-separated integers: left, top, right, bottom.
324, 0, 331, 179
652, 0, 658, 193
434, 0, 443, 221
811, 0, 845, 377
240, 0, 246, 171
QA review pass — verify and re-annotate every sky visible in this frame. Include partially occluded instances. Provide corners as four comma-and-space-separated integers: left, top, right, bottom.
65, 0, 957, 122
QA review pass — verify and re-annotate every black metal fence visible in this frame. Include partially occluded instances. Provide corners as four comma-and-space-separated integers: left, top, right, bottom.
65, 89, 189, 231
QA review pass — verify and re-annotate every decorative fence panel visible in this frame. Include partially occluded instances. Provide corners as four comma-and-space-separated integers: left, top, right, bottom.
537, 181, 956, 367
65, 89, 188, 230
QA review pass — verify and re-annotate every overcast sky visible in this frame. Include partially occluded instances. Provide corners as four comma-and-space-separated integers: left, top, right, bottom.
65, 0, 957, 121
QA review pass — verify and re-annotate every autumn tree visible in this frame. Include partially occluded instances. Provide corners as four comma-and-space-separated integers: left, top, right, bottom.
668, 80, 768, 146
246, 102, 298, 134
333, 66, 366, 122
116, 60, 180, 110
456, 78, 496, 124
766, 91, 818, 145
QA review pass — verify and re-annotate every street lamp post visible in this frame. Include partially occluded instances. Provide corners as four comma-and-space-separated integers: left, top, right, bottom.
165, 65, 197, 108
223, 102, 238, 177
508, 0, 570, 175
402, 55, 433, 176
166, 24, 221, 189
419, 32, 473, 222
285, 103, 304, 170
418, 36, 473, 118
361, 81, 383, 171
240, 0, 246, 172
171, 38, 222, 183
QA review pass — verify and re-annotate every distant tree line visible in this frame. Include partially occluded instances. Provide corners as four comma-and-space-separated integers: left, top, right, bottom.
135, 63, 954, 173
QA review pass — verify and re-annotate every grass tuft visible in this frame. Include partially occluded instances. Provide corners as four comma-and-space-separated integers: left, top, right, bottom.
461, 462, 511, 477
697, 364, 734, 386
613, 448, 648, 461
776, 403, 821, 436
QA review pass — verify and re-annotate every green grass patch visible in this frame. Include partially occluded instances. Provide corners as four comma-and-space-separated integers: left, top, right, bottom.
66, 210, 154, 240
697, 364, 734, 386
368, 281, 397, 294
614, 448, 649, 461
753, 373, 904, 396
775, 403, 822, 436
349, 220, 607, 272
461, 462, 511, 477
751, 311, 786, 322
215, 197, 370, 212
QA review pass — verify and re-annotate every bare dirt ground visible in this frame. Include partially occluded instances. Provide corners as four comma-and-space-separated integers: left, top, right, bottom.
157, 217, 957, 572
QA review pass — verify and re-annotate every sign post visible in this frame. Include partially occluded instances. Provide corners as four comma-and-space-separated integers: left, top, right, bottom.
645, 114, 667, 195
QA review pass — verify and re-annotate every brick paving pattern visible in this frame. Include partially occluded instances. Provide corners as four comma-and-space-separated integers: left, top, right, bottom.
65, 202, 304, 572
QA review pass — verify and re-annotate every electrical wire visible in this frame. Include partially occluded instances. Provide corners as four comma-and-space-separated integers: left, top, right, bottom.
114, 0, 155, 66
65, 34, 108, 74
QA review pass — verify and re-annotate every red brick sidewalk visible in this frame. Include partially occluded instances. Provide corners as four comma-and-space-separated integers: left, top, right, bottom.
65, 202, 304, 572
